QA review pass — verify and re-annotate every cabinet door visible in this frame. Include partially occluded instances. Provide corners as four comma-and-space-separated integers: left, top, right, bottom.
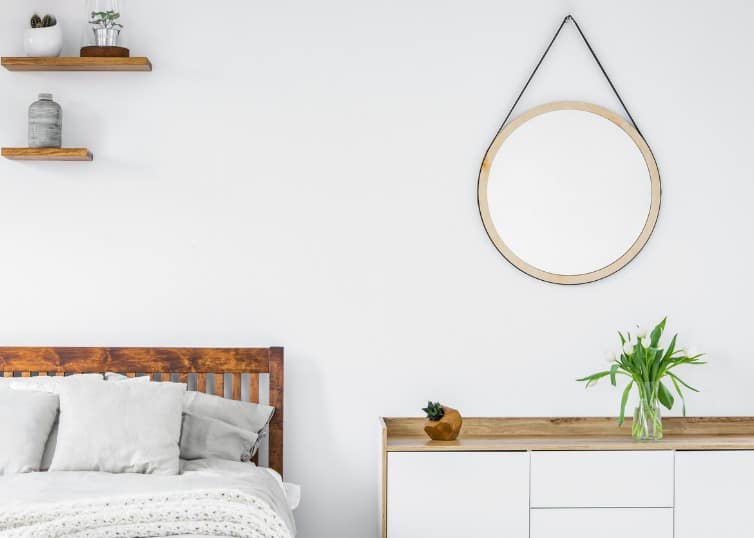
387, 451, 529, 538
675, 451, 754, 538
531, 508, 673, 538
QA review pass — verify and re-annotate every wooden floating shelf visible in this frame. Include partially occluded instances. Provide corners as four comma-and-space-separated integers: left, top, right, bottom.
2, 148, 93, 161
1, 57, 152, 72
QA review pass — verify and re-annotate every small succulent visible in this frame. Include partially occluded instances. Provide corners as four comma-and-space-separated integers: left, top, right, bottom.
422, 401, 445, 422
30, 14, 57, 29
89, 10, 123, 29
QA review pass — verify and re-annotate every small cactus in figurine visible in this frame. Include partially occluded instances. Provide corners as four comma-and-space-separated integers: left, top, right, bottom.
30, 14, 57, 28
25, 12, 63, 57
422, 401, 445, 421
41, 15, 57, 28
422, 400, 463, 441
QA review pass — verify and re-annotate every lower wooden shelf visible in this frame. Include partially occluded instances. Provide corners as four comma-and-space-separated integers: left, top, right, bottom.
1, 147, 93, 161
1, 57, 152, 72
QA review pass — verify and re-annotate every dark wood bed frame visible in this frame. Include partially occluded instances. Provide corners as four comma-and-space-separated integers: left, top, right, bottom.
0, 346, 285, 476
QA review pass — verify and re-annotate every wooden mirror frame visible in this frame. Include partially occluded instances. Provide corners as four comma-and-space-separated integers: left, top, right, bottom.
478, 101, 661, 285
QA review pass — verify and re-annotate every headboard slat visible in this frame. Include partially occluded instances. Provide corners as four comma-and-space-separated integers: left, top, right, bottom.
231, 374, 241, 401
196, 373, 206, 393
215, 373, 224, 397
249, 374, 260, 403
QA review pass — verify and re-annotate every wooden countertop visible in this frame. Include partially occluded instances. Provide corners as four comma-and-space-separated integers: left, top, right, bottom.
381, 417, 754, 452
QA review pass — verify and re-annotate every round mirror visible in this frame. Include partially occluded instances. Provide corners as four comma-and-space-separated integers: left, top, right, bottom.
478, 101, 661, 285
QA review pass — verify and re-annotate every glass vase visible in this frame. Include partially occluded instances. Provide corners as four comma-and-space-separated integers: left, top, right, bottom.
81, 0, 127, 50
632, 383, 663, 441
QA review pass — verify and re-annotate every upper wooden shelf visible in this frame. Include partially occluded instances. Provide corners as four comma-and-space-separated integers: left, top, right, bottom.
381, 417, 754, 452
2, 147, 93, 161
1, 57, 152, 72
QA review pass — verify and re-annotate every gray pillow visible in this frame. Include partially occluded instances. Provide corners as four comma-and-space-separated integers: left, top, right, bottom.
182, 391, 275, 435
0, 388, 59, 474
180, 413, 259, 462
50, 381, 186, 474
0, 375, 105, 470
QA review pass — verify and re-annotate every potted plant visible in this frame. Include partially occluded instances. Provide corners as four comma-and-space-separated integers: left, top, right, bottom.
89, 10, 123, 47
578, 317, 706, 441
422, 401, 463, 441
24, 14, 63, 57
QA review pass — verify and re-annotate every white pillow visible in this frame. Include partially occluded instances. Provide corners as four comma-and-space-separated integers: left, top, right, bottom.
0, 388, 59, 474
0, 374, 105, 470
50, 381, 186, 474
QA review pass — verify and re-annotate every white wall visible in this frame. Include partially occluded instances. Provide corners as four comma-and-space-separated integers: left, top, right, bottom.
2, 1, 754, 536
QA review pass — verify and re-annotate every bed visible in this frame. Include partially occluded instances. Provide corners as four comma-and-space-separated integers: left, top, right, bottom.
0, 346, 295, 538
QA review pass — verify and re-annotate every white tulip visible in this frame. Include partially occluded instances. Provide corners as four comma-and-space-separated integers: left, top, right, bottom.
636, 326, 649, 339
604, 351, 617, 364
622, 341, 634, 355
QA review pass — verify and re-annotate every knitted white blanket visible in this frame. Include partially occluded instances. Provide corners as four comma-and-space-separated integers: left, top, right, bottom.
0, 488, 292, 538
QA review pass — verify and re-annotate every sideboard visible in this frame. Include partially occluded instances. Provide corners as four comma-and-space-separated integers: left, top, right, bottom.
379, 417, 754, 538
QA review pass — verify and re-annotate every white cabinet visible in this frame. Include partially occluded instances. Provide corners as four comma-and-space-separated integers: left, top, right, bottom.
531, 508, 673, 538
383, 446, 751, 537
675, 451, 754, 538
386, 451, 529, 538
531, 451, 674, 508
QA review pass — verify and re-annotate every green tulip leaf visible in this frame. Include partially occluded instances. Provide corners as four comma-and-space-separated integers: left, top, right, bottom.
670, 375, 687, 416
609, 363, 619, 386
618, 380, 634, 427
658, 381, 675, 410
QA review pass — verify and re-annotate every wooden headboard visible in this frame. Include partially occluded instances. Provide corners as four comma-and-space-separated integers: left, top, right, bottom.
0, 346, 285, 476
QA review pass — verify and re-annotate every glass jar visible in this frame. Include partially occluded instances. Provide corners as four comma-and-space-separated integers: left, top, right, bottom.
632, 383, 663, 441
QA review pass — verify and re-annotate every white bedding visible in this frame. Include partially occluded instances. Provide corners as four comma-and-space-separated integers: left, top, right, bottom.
0, 459, 296, 538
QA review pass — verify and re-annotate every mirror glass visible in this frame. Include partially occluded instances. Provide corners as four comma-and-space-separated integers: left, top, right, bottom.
479, 101, 660, 284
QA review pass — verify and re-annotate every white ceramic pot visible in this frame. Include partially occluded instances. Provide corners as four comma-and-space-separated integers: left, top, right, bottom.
24, 25, 64, 57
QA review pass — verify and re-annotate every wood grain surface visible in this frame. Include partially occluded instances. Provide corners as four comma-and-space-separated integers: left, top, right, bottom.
383, 417, 754, 452
1, 56, 152, 72
2, 147, 93, 161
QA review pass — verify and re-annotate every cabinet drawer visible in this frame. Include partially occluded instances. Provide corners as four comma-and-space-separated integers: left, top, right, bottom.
531, 508, 673, 538
530, 451, 673, 507
387, 451, 529, 538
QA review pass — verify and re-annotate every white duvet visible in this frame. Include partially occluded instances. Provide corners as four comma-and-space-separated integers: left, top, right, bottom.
0, 459, 296, 538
